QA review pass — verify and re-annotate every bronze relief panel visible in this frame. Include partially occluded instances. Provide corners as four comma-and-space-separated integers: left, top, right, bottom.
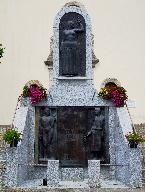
35, 107, 109, 166
59, 12, 86, 76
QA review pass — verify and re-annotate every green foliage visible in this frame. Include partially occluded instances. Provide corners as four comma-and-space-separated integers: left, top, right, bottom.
23, 85, 29, 97
125, 132, 145, 144
3, 129, 21, 144
0, 44, 5, 59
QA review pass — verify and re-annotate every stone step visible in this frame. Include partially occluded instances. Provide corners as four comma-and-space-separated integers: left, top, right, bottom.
1, 188, 145, 192
100, 180, 128, 189
16, 179, 129, 190
58, 180, 89, 188
19, 179, 89, 189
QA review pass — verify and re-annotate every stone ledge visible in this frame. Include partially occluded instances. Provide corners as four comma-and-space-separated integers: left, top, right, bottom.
57, 76, 92, 80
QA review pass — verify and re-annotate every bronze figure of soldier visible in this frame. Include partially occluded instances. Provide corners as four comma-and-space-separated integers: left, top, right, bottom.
87, 108, 104, 159
39, 108, 56, 159
60, 20, 84, 76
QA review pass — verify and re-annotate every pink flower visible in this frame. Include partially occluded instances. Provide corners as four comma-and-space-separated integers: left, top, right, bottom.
28, 85, 45, 105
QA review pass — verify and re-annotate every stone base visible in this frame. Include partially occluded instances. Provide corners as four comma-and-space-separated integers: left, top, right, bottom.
88, 160, 100, 188
4, 147, 18, 187
47, 160, 59, 187
46, 160, 100, 188
128, 148, 142, 188
60, 168, 84, 181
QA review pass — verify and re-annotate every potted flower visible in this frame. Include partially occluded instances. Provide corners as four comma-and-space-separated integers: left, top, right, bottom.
98, 83, 128, 107
125, 132, 145, 148
3, 129, 21, 147
22, 80, 47, 105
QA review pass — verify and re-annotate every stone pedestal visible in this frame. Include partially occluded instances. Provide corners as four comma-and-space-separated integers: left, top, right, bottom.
88, 160, 100, 188
47, 160, 59, 187
5, 147, 18, 187
128, 148, 142, 188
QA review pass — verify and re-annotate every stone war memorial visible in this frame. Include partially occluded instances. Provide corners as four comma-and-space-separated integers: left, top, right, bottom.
0, 1, 143, 190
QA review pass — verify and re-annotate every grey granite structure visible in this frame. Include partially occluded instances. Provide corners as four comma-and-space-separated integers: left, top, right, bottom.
47, 160, 59, 187
88, 160, 100, 188
128, 148, 142, 187
60, 168, 84, 181
0, 160, 6, 189
2, 1, 143, 190
5, 148, 18, 187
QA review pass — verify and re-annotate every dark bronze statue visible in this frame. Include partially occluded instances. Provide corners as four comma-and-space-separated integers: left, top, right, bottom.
87, 108, 104, 159
39, 108, 56, 159
60, 20, 84, 76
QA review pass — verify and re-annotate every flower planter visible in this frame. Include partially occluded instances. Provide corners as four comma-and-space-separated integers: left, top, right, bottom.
98, 84, 128, 107
43, 178, 47, 186
3, 129, 21, 147
125, 132, 145, 147
10, 139, 18, 147
129, 143, 138, 148
22, 80, 47, 105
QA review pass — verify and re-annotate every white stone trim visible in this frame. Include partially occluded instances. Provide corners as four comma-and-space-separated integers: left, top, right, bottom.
101, 78, 121, 88
63, 1, 86, 10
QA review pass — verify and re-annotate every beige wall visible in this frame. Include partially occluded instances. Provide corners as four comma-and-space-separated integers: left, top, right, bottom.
0, 0, 145, 124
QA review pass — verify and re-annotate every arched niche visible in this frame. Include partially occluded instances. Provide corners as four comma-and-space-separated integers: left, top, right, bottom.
53, 3, 93, 80
59, 12, 86, 76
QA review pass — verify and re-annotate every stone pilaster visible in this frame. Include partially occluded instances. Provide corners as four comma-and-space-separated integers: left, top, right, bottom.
88, 160, 100, 188
47, 160, 59, 187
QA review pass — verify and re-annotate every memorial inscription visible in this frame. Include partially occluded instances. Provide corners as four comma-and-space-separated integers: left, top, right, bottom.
57, 107, 88, 167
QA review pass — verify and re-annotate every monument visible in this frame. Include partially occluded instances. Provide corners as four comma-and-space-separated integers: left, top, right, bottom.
1, 1, 142, 189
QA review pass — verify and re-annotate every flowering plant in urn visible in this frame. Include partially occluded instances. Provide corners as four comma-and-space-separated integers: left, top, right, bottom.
98, 82, 128, 107
22, 80, 47, 105
125, 132, 145, 147
3, 129, 21, 147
